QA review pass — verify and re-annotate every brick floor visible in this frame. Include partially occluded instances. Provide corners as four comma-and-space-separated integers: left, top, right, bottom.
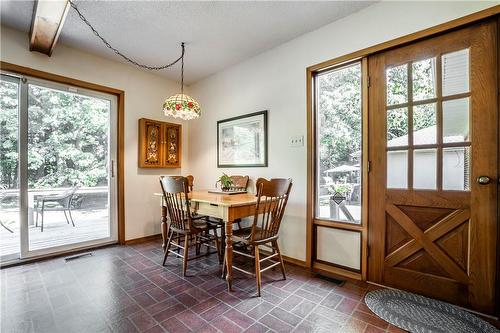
1, 240, 407, 332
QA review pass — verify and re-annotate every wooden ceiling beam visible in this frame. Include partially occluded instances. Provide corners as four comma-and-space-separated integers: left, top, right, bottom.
29, 0, 70, 56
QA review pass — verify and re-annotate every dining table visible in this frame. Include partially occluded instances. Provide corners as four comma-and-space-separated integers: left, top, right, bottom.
155, 190, 259, 291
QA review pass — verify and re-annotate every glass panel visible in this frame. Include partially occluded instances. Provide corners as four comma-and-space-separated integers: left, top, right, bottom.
412, 58, 436, 101
414, 149, 437, 189
443, 98, 469, 143
413, 103, 437, 145
387, 107, 408, 147
443, 147, 470, 191
27, 83, 111, 251
387, 64, 408, 105
387, 150, 408, 189
442, 49, 469, 96
316, 63, 362, 224
0, 78, 20, 260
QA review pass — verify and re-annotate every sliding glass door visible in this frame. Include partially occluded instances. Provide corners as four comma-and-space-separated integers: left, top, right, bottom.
0, 75, 21, 261
0, 73, 118, 261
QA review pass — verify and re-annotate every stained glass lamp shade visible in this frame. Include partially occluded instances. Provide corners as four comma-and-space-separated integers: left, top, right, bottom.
162, 43, 201, 120
163, 93, 201, 120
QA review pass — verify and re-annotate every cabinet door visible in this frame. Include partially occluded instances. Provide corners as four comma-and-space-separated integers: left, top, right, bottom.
138, 118, 163, 168
162, 124, 181, 168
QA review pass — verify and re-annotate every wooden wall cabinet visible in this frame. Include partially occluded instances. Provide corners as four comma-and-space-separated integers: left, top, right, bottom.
138, 118, 181, 168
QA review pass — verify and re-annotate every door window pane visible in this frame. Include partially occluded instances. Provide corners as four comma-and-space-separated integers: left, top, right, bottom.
387, 107, 408, 147
413, 58, 436, 101
442, 49, 470, 96
414, 149, 437, 189
443, 147, 470, 190
0, 78, 20, 259
387, 64, 408, 105
387, 150, 408, 189
443, 98, 469, 143
413, 103, 436, 145
27, 84, 112, 251
316, 63, 362, 224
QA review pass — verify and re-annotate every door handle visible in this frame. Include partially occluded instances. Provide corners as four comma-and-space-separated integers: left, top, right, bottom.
111, 160, 115, 178
477, 176, 491, 185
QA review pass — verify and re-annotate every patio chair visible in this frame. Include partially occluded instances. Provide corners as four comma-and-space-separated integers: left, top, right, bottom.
34, 186, 79, 232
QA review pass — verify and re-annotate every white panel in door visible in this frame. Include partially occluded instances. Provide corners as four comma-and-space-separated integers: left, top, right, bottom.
316, 226, 360, 270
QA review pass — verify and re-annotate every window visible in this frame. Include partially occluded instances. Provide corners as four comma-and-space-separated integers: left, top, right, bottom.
385, 48, 471, 191
315, 62, 362, 224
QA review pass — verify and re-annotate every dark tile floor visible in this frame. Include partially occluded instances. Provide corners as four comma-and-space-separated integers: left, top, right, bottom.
1, 240, 407, 333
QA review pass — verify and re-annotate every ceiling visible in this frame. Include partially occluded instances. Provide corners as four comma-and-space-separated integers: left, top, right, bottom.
1, 1, 374, 84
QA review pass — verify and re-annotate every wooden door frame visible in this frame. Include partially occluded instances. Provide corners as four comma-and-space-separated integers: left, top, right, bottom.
306, 5, 500, 304
1, 61, 126, 245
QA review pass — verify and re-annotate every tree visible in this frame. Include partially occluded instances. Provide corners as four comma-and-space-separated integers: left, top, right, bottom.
0, 81, 110, 190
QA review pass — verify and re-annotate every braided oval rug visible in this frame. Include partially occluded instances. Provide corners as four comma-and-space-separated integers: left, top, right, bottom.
364, 289, 499, 333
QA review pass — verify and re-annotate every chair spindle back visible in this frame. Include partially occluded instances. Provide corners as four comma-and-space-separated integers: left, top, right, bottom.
229, 175, 249, 191
251, 178, 293, 241
160, 176, 192, 232
186, 175, 194, 192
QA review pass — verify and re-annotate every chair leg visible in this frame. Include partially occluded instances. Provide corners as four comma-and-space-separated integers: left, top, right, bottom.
162, 231, 174, 266
235, 218, 242, 230
182, 234, 190, 277
63, 210, 70, 224
68, 209, 75, 227
273, 240, 286, 280
220, 226, 226, 262
213, 229, 221, 263
254, 245, 261, 297
41, 207, 44, 232
189, 235, 200, 255
222, 247, 227, 279
205, 231, 211, 255
175, 232, 181, 253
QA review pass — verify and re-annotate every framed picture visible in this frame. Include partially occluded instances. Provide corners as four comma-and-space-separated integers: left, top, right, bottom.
217, 110, 268, 167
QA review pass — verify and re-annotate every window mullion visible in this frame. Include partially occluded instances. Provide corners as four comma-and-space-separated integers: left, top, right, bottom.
407, 62, 414, 190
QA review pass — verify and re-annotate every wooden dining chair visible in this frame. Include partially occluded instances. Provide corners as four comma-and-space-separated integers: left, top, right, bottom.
186, 175, 194, 192
223, 178, 293, 296
206, 175, 249, 261
160, 176, 221, 276
229, 175, 249, 191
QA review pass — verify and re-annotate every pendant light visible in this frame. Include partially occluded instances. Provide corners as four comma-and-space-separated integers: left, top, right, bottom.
68, 1, 200, 119
163, 43, 201, 120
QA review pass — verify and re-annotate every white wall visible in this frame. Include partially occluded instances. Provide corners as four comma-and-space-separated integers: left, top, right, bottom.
1, 26, 188, 241
187, 1, 497, 262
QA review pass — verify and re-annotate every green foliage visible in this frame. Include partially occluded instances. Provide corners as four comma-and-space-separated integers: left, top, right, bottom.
217, 173, 233, 189
328, 183, 352, 196
0, 81, 110, 189
317, 64, 361, 174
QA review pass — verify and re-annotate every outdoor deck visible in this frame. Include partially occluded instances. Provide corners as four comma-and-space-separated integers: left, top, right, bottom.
0, 209, 109, 257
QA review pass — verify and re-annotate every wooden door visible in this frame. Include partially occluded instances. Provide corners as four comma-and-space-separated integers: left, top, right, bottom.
368, 20, 498, 314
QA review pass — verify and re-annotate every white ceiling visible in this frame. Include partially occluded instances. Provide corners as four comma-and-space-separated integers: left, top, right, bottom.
1, 1, 374, 84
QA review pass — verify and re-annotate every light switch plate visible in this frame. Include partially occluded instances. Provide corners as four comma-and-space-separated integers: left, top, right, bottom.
289, 135, 304, 147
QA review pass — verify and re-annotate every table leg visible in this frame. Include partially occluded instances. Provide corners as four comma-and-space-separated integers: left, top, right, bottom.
225, 219, 233, 291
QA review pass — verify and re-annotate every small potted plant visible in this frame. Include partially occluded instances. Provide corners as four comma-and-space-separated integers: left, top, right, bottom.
216, 173, 233, 191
